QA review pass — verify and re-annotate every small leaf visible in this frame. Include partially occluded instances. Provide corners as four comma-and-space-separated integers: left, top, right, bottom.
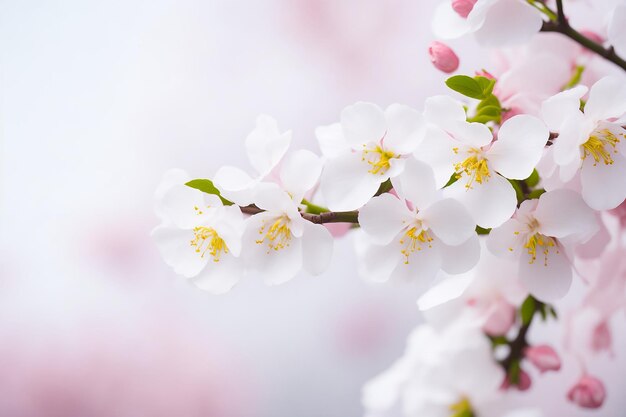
476, 94, 501, 110
445, 75, 485, 100
476, 225, 491, 235
490, 335, 509, 346
185, 179, 233, 206
520, 296, 536, 326
525, 169, 540, 187
475, 76, 496, 97
444, 173, 459, 187
527, 189, 546, 199
508, 179, 524, 204
549, 305, 558, 319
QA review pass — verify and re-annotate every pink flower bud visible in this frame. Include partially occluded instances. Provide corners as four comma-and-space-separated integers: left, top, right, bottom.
482, 298, 515, 336
524, 345, 562, 373
501, 368, 532, 391
567, 375, 606, 409
591, 321, 612, 353
451, 0, 477, 18
428, 41, 459, 74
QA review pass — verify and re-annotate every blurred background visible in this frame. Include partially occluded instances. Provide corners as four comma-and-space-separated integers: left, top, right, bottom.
1, 1, 625, 416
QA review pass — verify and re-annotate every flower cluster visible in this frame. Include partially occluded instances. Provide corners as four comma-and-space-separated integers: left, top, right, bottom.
153, 0, 626, 415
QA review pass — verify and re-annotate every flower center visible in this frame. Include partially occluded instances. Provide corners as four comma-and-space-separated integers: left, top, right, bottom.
581, 128, 621, 166
256, 216, 292, 252
362, 145, 398, 175
190, 227, 228, 262
523, 232, 558, 266
449, 397, 474, 417
399, 225, 433, 264
453, 147, 490, 189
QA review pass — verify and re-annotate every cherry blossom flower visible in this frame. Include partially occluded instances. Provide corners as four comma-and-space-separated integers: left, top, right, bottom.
152, 170, 245, 294
417, 243, 527, 334
524, 345, 562, 373
213, 115, 291, 206
487, 189, 598, 301
567, 375, 606, 409
432, 0, 543, 47
416, 95, 549, 228
541, 76, 626, 210
356, 159, 478, 285
317, 102, 424, 211
242, 150, 333, 284
362, 319, 504, 417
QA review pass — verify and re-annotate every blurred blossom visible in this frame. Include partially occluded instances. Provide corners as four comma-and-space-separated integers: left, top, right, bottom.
567, 375, 606, 409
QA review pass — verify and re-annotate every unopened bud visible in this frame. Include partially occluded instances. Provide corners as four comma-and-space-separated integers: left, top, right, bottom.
591, 321, 612, 353
452, 0, 477, 18
501, 368, 532, 391
482, 298, 515, 336
567, 375, 606, 409
428, 41, 460, 74
524, 345, 561, 373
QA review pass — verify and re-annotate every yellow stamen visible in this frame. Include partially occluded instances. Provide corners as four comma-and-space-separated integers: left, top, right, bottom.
399, 226, 433, 264
362, 145, 398, 175
581, 129, 621, 166
453, 147, 490, 189
256, 216, 292, 252
523, 228, 559, 267
449, 397, 474, 417
190, 227, 228, 262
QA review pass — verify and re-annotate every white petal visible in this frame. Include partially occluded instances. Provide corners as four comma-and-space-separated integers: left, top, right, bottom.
280, 149, 323, 200
444, 173, 517, 228
390, 237, 443, 285
541, 85, 587, 132
340, 102, 387, 148
534, 189, 597, 239
245, 114, 291, 176
608, 3, 626, 57
391, 158, 438, 209
440, 235, 481, 274
424, 95, 466, 127
354, 231, 402, 283
519, 250, 573, 302
316, 123, 351, 158
242, 213, 303, 285
383, 104, 425, 154
211, 205, 245, 257
301, 221, 333, 275
552, 114, 588, 167
157, 183, 209, 229
584, 76, 626, 122
152, 225, 208, 278
474, 0, 543, 47
190, 254, 243, 294
449, 121, 493, 148
414, 126, 457, 188
432, 1, 472, 39
359, 194, 412, 245
320, 153, 382, 211
580, 152, 626, 210
213, 165, 257, 206
487, 217, 526, 258
421, 198, 476, 246
488, 115, 548, 180
252, 182, 296, 213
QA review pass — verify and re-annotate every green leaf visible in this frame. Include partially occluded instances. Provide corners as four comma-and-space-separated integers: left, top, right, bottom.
445, 75, 486, 100
527, 188, 546, 199
549, 306, 558, 319
520, 296, 536, 326
185, 179, 233, 206
475, 76, 496, 97
476, 94, 501, 110
476, 225, 491, 235
490, 335, 509, 346
525, 169, 540, 187
563, 65, 585, 90
508, 179, 524, 204
444, 173, 459, 187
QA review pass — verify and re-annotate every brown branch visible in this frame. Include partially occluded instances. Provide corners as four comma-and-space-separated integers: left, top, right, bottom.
239, 204, 359, 224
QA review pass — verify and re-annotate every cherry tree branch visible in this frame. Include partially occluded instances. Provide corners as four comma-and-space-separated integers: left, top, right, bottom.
239, 204, 360, 224
539, 1, 626, 71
